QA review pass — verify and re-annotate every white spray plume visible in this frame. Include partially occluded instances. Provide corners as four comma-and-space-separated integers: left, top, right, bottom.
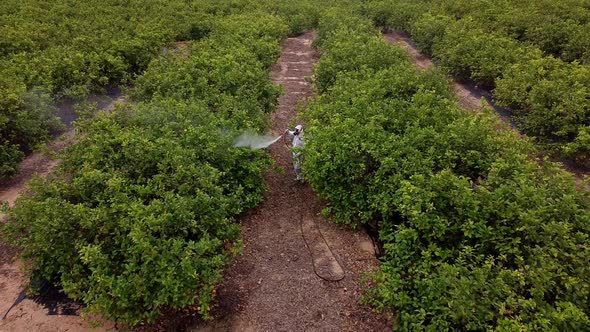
233, 132, 282, 150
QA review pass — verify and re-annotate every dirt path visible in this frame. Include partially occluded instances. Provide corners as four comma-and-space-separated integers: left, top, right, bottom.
187, 31, 390, 332
0, 94, 125, 332
0, 92, 125, 209
383, 30, 590, 181
0, 132, 72, 209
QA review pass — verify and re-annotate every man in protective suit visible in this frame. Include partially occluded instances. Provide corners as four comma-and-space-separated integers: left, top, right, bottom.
284, 124, 304, 181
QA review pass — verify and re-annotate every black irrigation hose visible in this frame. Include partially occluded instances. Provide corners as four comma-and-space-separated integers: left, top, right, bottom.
1, 279, 47, 320
1, 288, 27, 320
2, 279, 81, 320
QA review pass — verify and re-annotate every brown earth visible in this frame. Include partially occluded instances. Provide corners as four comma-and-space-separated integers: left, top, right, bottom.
0, 131, 73, 210
383, 30, 590, 183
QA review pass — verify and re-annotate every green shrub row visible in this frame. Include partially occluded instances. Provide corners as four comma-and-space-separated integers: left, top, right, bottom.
1, 12, 288, 326
0, 0, 220, 178
360, 0, 590, 164
305, 11, 590, 331
443, 0, 590, 64
0, 0, 322, 179
363, 0, 590, 64
266, 0, 320, 36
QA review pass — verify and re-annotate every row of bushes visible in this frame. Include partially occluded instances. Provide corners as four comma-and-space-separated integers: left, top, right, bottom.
0, 0, 220, 178
305, 10, 590, 331
360, 1, 590, 163
362, 0, 590, 64
0, 0, 321, 179
1, 12, 288, 327
453, 0, 590, 64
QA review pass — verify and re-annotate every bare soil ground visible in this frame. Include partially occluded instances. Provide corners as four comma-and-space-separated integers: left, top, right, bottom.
187, 31, 391, 332
0, 131, 72, 209
383, 30, 590, 182
0, 94, 125, 332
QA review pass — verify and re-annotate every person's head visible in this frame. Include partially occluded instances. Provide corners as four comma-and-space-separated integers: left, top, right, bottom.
294, 124, 303, 135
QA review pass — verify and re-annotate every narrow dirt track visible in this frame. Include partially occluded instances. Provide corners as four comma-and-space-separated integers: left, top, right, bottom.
383, 30, 590, 182
0, 92, 125, 209
190, 31, 390, 332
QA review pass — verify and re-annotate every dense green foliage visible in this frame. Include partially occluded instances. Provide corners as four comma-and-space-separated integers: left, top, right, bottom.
4, 0, 589, 329
360, 0, 590, 163
0, 0, 319, 178
0, 0, 213, 178
305, 11, 590, 331
1, 0, 323, 325
446, 0, 590, 64
2, 10, 288, 326
0, 87, 64, 176
363, 0, 590, 64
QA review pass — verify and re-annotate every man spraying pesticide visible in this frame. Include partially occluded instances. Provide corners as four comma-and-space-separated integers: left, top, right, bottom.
283, 124, 304, 181
232, 124, 305, 181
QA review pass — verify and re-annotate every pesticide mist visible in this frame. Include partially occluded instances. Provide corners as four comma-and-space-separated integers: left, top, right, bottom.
233, 132, 282, 150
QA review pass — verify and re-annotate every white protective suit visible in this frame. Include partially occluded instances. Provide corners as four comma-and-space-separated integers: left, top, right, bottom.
286, 125, 304, 180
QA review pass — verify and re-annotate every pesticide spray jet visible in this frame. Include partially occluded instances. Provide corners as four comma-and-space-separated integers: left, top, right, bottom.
233, 132, 282, 150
